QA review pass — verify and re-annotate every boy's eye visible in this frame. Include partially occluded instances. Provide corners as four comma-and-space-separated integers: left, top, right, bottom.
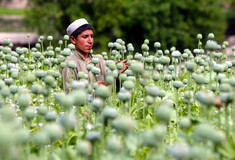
82, 34, 93, 38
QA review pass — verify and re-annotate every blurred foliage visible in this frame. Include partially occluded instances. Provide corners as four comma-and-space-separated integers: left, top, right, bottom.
0, 7, 25, 15
225, 0, 235, 35
24, 0, 227, 52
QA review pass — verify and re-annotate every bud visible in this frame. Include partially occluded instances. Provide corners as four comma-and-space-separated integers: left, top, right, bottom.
44, 110, 57, 122
112, 116, 134, 134
76, 140, 92, 156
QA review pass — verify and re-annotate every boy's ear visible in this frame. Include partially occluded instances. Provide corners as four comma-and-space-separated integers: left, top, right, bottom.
70, 36, 76, 44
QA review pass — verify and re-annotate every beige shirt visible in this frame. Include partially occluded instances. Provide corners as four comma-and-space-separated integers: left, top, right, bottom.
62, 50, 107, 93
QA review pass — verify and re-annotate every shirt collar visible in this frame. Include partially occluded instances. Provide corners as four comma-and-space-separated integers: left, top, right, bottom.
74, 50, 93, 63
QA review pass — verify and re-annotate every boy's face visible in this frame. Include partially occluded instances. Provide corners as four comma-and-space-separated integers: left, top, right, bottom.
70, 29, 93, 55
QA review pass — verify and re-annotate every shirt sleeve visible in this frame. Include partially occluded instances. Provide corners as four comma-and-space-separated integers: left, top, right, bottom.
98, 56, 107, 81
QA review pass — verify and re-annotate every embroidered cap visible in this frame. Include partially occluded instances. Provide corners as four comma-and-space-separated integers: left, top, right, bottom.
66, 18, 89, 36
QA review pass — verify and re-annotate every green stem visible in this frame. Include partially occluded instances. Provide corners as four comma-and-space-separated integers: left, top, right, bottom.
225, 105, 229, 137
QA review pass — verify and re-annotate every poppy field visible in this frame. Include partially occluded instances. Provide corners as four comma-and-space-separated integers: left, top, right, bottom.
0, 33, 235, 160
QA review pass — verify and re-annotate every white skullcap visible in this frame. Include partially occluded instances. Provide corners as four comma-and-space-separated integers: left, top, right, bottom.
66, 18, 89, 36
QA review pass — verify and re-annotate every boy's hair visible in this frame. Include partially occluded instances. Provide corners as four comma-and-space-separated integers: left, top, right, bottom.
71, 24, 93, 38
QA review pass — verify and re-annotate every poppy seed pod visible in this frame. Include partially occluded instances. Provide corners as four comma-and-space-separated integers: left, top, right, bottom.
164, 49, 170, 55
154, 42, 161, 48
119, 73, 127, 81
195, 123, 214, 140
156, 64, 164, 72
116, 62, 123, 70
102, 107, 118, 122
71, 90, 87, 106
105, 75, 114, 85
169, 142, 190, 160
3, 47, 11, 54
76, 140, 92, 156
210, 130, 225, 144
123, 80, 135, 90
107, 136, 122, 153
163, 74, 172, 82
1, 64, 7, 72
195, 91, 215, 106
128, 46, 134, 52
91, 98, 104, 113
217, 73, 226, 84
168, 65, 175, 72
0, 123, 13, 153
213, 64, 224, 73
182, 53, 188, 59
118, 90, 131, 102
23, 108, 35, 121
193, 74, 205, 85
141, 130, 158, 147
220, 92, 233, 104
68, 61, 77, 69
31, 84, 43, 95
14, 128, 29, 145
47, 50, 54, 57
44, 75, 55, 87
140, 78, 149, 86
219, 83, 231, 92
147, 86, 159, 98
197, 34, 202, 39
95, 86, 110, 99
68, 43, 75, 50
130, 61, 144, 75
205, 40, 218, 50
85, 131, 101, 142
111, 116, 134, 134
71, 80, 87, 90
145, 95, 154, 105
63, 35, 69, 41
47, 35, 53, 41
134, 53, 143, 60
141, 43, 149, 51
156, 89, 166, 98
26, 72, 36, 84
179, 117, 191, 129
60, 94, 74, 110
44, 110, 57, 122
108, 62, 116, 71
33, 131, 49, 147
35, 70, 46, 79
91, 57, 100, 65
171, 50, 181, 58
59, 114, 76, 130
229, 76, 235, 87
152, 73, 160, 82
44, 123, 63, 142
0, 107, 15, 122
38, 106, 47, 116
156, 106, 172, 122
184, 91, 193, 99
159, 56, 170, 65
91, 67, 100, 75
61, 48, 71, 56
208, 33, 215, 39
4, 78, 13, 86
17, 93, 30, 110
126, 75, 136, 82
153, 124, 167, 142
185, 61, 196, 72
4, 38, 11, 46
9, 85, 18, 95
173, 81, 183, 89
